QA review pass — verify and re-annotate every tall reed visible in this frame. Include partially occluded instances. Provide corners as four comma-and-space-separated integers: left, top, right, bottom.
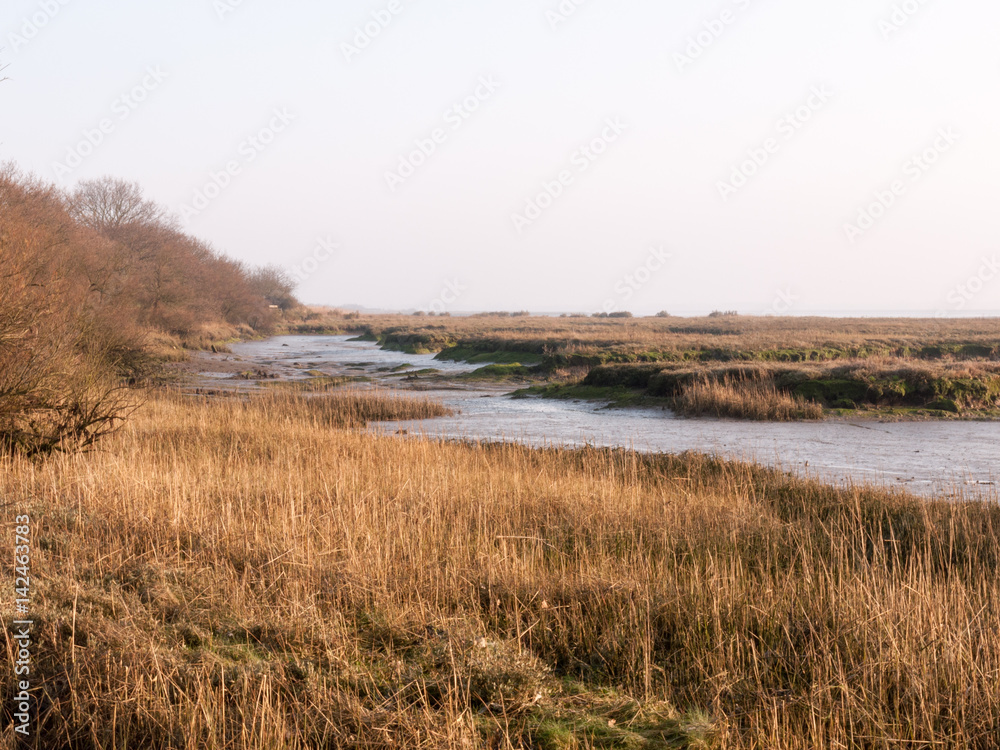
675, 375, 824, 420
2, 392, 998, 748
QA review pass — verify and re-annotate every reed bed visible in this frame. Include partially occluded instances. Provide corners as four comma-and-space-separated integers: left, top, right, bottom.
675, 376, 824, 421
192, 386, 451, 428
2, 392, 999, 748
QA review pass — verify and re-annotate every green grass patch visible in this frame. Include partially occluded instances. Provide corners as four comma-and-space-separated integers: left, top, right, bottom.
462, 363, 539, 381
925, 398, 961, 414
437, 346, 544, 365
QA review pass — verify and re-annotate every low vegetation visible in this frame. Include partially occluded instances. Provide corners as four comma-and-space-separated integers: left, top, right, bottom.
346, 315, 1000, 369
3, 392, 1000, 748
228, 387, 452, 426
332, 315, 1000, 418
674, 375, 824, 421
581, 359, 1000, 417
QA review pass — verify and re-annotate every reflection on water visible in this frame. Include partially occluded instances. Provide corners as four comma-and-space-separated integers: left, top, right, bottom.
217, 336, 1000, 499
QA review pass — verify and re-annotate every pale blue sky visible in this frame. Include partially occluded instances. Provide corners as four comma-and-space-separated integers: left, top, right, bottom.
2, 0, 999, 315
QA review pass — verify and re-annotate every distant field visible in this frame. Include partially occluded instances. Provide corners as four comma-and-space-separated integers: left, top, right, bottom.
289, 313, 1000, 419
336, 314, 1000, 364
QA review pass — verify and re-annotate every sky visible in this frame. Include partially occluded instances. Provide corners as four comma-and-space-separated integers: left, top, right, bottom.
2, 0, 999, 316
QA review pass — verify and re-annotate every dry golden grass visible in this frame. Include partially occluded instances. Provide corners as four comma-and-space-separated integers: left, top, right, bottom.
675, 377, 824, 421
2, 391, 1000, 748
345, 313, 1000, 362
225, 387, 452, 427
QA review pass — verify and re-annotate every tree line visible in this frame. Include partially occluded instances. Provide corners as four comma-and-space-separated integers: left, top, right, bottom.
0, 165, 297, 455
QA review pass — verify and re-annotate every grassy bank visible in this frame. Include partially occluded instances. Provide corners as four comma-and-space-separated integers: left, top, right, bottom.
576, 360, 1000, 418
325, 315, 1000, 418
3, 392, 1000, 748
348, 315, 1000, 368
516, 359, 1000, 420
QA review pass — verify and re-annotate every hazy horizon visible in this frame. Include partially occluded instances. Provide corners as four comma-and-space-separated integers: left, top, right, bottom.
3, 0, 999, 316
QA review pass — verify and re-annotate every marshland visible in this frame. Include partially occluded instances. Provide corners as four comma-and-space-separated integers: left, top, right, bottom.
5, 4, 1000, 746
4, 387, 1000, 748
3, 163, 1000, 746
3, 163, 1000, 747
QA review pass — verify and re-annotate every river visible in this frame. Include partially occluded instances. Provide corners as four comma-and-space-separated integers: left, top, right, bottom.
198, 335, 1000, 500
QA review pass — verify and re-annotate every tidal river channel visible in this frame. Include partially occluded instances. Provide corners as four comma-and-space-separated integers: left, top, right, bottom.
191, 336, 1000, 500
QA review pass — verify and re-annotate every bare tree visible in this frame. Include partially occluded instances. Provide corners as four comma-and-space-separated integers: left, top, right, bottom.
249, 265, 298, 310
68, 177, 175, 303
70, 177, 167, 232
0, 167, 139, 455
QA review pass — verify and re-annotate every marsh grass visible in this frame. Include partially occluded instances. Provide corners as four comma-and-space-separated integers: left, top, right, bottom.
210, 386, 452, 427
342, 314, 1000, 366
675, 375, 824, 420
2, 392, 999, 748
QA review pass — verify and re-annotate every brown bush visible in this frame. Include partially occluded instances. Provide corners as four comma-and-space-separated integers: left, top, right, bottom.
0, 166, 296, 453
0, 167, 141, 454
68, 176, 286, 339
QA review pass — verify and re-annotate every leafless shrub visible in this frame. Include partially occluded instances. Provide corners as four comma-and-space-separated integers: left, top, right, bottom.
0, 166, 142, 455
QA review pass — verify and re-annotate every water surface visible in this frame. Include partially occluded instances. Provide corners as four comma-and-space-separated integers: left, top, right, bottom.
213, 336, 1000, 499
